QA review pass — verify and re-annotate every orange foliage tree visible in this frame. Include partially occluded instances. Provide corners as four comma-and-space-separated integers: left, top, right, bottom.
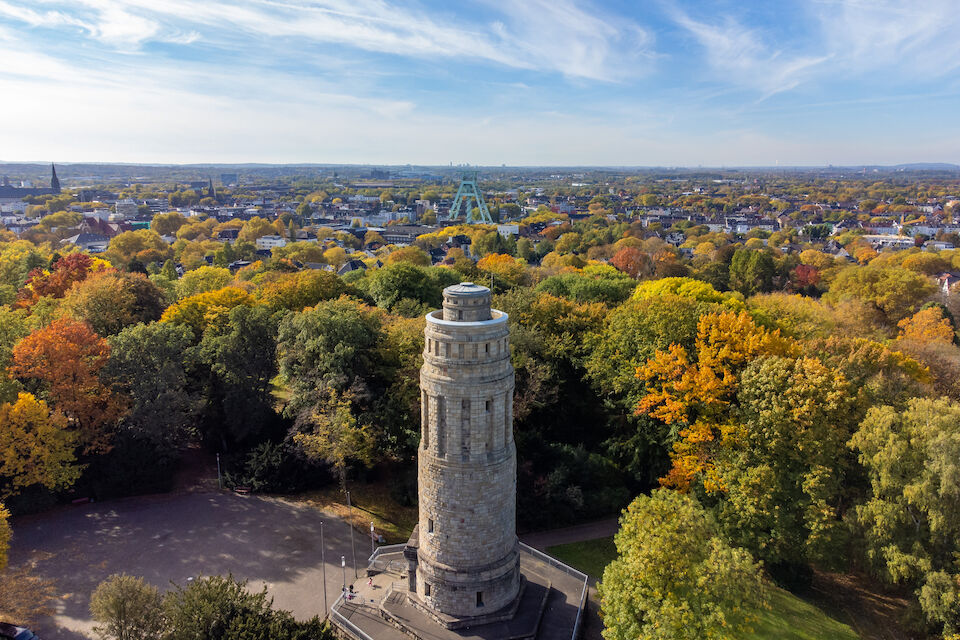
635, 311, 798, 491
897, 306, 956, 344
10, 318, 126, 454
610, 246, 652, 279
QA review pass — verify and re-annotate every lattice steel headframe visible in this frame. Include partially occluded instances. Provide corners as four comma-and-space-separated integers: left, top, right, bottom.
447, 171, 492, 223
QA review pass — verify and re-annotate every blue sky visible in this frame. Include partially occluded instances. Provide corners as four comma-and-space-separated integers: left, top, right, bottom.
1, 0, 959, 166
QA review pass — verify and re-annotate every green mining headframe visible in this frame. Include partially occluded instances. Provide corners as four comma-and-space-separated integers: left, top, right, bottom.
447, 171, 492, 223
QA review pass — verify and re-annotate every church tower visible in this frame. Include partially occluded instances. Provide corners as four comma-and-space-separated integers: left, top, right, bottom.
415, 282, 519, 619
50, 164, 60, 194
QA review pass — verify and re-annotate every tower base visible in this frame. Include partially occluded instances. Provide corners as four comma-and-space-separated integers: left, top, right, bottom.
330, 544, 587, 640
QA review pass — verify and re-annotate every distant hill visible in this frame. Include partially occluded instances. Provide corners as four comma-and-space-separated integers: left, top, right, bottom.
890, 163, 960, 171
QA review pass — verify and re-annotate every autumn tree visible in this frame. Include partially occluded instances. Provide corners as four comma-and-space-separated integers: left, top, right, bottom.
826, 265, 936, 324
175, 266, 232, 300
636, 310, 798, 491
610, 246, 652, 279
0, 392, 80, 499
254, 270, 351, 312
61, 271, 166, 336
599, 490, 765, 640
15, 252, 109, 309
386, 246, 431, 267
10, 318, 126, 454
237, 216, 275, 242
149, 211, 188, 236
159, 287, 254, 337
476, 253, 528, 287
104, 230, 171, 268
896, 306, 956, 344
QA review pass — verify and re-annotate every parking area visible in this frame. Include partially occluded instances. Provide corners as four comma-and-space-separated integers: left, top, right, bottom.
7, 492, 366, 639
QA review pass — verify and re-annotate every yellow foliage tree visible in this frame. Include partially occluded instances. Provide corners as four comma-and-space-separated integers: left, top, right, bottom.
160, 287, 254, 336
898, 307, 956, 344
477, 253, 528, 286
0, 393, 80, 499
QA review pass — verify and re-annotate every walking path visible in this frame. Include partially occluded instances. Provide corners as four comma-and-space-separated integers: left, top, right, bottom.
519, 517, 619, 551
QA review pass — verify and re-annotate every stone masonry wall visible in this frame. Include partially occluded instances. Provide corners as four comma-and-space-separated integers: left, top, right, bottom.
416, 284, 520, 618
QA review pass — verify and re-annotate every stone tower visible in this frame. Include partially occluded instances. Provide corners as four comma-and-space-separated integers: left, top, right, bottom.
415, 282, 519, 620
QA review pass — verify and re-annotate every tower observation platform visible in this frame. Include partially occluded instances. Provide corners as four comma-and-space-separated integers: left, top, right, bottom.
329, 284, 589, 640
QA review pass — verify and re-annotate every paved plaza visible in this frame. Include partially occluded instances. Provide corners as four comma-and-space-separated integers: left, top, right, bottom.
7, 492, 367, 639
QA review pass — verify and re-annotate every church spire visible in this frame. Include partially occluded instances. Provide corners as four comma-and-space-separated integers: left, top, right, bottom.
50, 163, 61, 194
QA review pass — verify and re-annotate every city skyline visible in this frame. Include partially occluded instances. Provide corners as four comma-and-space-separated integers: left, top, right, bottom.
1, 0, 959, 166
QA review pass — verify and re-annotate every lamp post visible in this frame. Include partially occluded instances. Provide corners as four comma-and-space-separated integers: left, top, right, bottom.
370, 521, 376, 557
320, 521, 327, 615
346, 491, 357, 579
341, 555, 346, 599
216, 453, 221, 489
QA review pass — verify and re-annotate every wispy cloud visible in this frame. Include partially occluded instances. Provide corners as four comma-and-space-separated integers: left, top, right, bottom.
670, 9, 828, 98
0, 0, 653, 81
812, 0, 960, 76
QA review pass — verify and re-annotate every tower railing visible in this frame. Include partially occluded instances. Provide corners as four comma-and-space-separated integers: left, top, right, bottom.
329, 592, 376, 640
518, 542, 590, 640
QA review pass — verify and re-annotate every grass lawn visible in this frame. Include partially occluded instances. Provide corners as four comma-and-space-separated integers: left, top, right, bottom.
745, 587, 859, 640
546, 536, 617, 580
547, 536, 861, 640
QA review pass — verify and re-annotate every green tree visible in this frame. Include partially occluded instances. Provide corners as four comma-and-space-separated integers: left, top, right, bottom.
599, 489, 766, 640
90, 574, 164, 640
851, 398, 960, 636
277, 298, 382, 414
718, 356, 855, 573
161, 574, 328, 640
359, 263, 457, 312
729, 248, 776, 297
160, 259, 178, 281
106, 323, 198, 449
196, 305, 280, 450
293, 391, 374, 491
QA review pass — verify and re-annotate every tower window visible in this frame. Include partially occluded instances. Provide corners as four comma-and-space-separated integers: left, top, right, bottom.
485, 400, 491, 412
485, 343, 489, 353
428, 518, 434, 533
425, 583, 431, 597
476, 591, 484, 607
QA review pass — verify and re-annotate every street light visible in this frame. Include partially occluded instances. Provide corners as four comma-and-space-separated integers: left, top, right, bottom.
320, 521, 327, 615
370, 521, 376, 557
341, 555, 346, 600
